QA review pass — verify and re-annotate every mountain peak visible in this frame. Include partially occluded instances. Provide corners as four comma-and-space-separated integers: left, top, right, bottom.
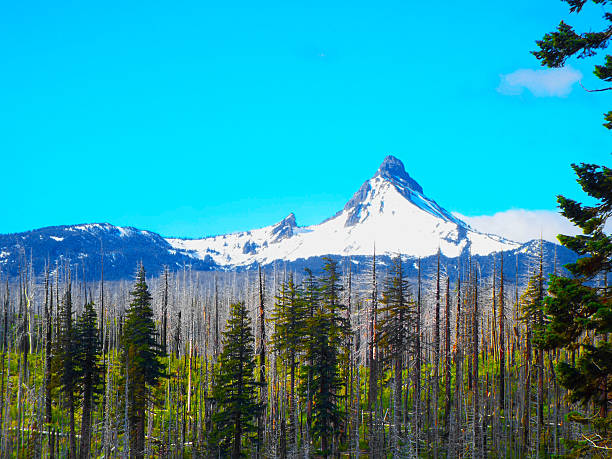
375, 155, 423, 194
270, 213, 297, 242
283, 212, 297, 226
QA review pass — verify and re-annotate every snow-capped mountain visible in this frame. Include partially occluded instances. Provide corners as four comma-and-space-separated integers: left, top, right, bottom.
0, 223, 215, 280
167, 156, 521, 267
0, 156, 576, 280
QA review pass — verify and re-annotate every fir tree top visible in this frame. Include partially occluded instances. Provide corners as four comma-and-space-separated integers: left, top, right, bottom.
122, 264, 165, 386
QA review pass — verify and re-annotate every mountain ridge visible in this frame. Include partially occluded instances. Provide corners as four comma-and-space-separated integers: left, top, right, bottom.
0, 156, 576, 279
166, 155, 521, 267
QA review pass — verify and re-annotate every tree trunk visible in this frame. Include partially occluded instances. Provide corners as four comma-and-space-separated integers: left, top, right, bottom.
472, 268, 480, 459
499, 252, 505, 411
79, 382, 92, 459
444, 276, 451, 433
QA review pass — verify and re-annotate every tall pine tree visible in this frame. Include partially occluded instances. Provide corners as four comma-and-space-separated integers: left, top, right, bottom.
51, 280, 79, 459
121, 265, 165, 459
76, 301, 103, 459
301, 258, 348, 457
209, 301, 262, 458
270, 274, 307, 453
539, 164, 612, 452
376, 254, 414, 442
532, 3, 612, 452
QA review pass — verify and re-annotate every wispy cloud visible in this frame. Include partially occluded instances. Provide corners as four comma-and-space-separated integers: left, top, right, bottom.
497, 66, 582, 97
452, 209, 583, 243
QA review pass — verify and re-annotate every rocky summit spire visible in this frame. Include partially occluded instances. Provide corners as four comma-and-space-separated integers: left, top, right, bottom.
375, 155, 424, 194
270, 213, 297, 243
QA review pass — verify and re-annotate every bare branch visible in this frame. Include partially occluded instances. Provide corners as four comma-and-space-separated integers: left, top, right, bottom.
582, 434, 612, 451
579, 80, 612, 92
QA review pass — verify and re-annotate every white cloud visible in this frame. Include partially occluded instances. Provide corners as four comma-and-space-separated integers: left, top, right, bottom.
497, 66, 582, 97
453, 209, 582, 243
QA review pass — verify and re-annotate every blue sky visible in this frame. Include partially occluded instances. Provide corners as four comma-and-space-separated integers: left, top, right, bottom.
1, 1, 609, 238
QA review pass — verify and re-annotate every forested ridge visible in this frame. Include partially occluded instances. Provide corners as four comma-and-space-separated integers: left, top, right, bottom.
0, 161, 609, 458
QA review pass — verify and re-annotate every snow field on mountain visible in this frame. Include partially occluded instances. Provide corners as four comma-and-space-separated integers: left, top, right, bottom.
167, 157, 520, 267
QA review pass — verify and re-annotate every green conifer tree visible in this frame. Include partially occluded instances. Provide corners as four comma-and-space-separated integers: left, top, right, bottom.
270, 274, 307, 452
532, 3, 612, 452
319, 258, 351, 349
301, 258, 349, 457
376, 254, 415, 440
302, 304, 344, 457
540, 165, 611, 444
76, 301, 103, 459
209, 301, 262, 458
519, 244, 547, 445
52, 281, 79, 459
121, 265, 165, 459
300, 268, 319, 440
